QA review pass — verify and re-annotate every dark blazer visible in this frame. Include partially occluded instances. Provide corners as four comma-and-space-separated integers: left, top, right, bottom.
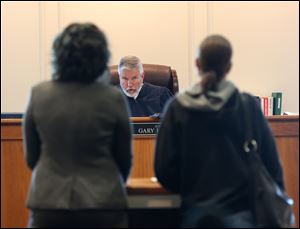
23, 80, 132, 210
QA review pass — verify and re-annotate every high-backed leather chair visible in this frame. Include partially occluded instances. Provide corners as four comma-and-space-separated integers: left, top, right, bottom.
109, 64, 179, 94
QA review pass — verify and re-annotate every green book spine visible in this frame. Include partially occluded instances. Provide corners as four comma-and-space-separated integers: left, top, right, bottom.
271, 92, 282, 115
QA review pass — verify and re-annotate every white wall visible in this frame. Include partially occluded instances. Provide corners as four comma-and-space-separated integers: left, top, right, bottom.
1, 2, 41, 113
1, 1, 299, 113
211, 1, 299, 114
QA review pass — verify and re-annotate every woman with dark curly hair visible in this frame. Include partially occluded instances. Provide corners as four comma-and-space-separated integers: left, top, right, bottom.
23, 23, 132, 228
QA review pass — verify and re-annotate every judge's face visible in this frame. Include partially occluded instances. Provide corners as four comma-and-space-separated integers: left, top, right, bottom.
119, 68, 144, 96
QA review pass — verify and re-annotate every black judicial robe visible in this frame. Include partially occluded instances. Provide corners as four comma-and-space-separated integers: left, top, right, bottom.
123, 83, 173, 117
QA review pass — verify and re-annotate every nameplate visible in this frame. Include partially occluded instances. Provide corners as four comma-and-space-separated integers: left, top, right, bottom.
133, 122, 160, 136
1, 113, 23, 119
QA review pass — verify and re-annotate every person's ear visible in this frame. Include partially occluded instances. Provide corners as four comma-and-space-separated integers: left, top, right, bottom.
226, 62, 232, 74
196, 58, 203, 76
141, 72, 145, 82
196, 58, 201, 71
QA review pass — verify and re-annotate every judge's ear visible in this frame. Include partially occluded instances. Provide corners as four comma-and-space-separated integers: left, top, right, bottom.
141, 72, 145, 82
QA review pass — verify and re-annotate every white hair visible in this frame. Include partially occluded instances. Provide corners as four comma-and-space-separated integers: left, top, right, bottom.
118, 55, 144, 76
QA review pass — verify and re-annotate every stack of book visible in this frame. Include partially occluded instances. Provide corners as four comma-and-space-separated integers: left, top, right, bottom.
254, 92, 282, 116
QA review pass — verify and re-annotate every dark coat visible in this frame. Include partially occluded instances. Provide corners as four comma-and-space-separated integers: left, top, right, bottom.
123, 82, 173, 117
155, 86, 284, 213
23, 80, 132, 210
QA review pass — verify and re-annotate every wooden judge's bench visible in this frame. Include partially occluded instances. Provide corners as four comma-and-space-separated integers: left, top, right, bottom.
1, 116, 299, 228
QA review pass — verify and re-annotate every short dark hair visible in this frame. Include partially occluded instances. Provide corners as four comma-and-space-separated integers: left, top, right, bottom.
52, 23, 110, 83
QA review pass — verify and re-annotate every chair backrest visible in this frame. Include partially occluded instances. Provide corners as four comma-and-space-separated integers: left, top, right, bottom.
109, 64, 179, 94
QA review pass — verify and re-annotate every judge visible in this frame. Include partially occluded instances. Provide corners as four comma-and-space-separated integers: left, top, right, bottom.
118, 56, 173, 117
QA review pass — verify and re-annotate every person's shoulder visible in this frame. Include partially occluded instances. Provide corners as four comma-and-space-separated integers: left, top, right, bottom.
105, 84, 129, 102
173, 92, 189, 108
31, 80, 55, 93
104, 83, 120, 92
241, 92, 258, 106
240, 91, 264, 116
241, 92, 253, 99
162, 95, 181, 112
159, 96, 183, 120
32, 80, 52, 88
144, 82, 161, 90
93, 83, 124, 98
144, 82, 172, 94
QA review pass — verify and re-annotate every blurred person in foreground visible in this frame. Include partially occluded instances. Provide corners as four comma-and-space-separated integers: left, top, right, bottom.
154, 35, 284, 228
23, 23, 132, 228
